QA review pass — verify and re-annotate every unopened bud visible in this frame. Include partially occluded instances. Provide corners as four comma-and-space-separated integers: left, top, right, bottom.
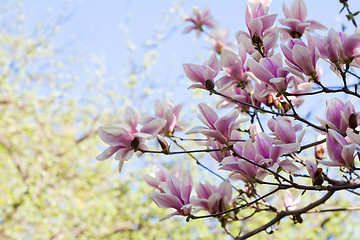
315, 148, 324, 159
266, 94, 274, 107
157, 135, 170, 154
205, 79, 215, 91
349, 113, 358, 129
312, 168, 324, 186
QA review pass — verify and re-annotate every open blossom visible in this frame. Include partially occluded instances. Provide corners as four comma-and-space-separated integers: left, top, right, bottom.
183, 6, 217, 37
281, 34, 320, 77
183, 53, 220, 90
279, 0, 326, 41
318, 129, 356, 169
248, 53, 294, 93
96, 107, 166, 172
283, 190, 301, 211
219, 48, 248, 83
236, 3, 278, 60
150, 171, 193, 221
209, 141, 232, 163
193, 181, 232, 214
220, 133, 300, 182
187, 103, 244, 144
317, 98, 358, 133
141, 99, 185, 136
205, 28, 235, 54
267, 116, 305, 146
143, 164, 183, 191
324, 28, 360, 66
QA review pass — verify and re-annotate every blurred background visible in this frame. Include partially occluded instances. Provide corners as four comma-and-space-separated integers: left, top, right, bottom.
1, 0, 360, 239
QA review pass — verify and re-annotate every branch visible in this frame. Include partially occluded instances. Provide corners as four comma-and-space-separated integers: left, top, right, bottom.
236, 190, 334, 240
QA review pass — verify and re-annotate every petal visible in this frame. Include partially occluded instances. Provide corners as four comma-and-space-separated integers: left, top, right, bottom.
198, 103, 219, 128
182, 64, 206, 84
98, 126, 129, 146
181, 171, 193, 204
96, 145, 121, 161
150, 193, 183, 210
124, 107, 138, 133
140, 119, 167, 136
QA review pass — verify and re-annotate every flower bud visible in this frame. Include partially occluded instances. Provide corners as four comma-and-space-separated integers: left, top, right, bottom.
349, 113, 358, 129
205, 79, 215, 90
312, 168, 324, 186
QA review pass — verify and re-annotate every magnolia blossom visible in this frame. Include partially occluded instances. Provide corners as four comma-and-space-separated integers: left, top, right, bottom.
283, 190, 301, 211
279, 0, 326, 41
219, 48, 248, 83
324, 28, 360, 66
347, 129, 360, 146
248, 53, 294, 93
150, 171, 193, 221
96, 107, 166, 172
281, 35, 320, 77
221, 133, 300, 182
205, 28, 235, 54
183, 6, 217, 37
141, 99, 185, 136
187, 103, 244, 144
216, 82, 258, 111
143, 164, 183, 191
193, 181, 232, 214
236, 3, 278, 60
267, 116, 305, 146
183, 53, 220, 90
318, 129, 356, 168
317, 98, 358, 133
209, 141, 232, 163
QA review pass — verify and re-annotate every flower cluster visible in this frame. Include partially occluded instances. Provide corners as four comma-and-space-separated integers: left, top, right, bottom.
96, 0, 360, 238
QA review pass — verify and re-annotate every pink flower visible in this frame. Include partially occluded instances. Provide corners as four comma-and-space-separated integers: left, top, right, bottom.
324, 28, 360, 65
318, 129, 356, 168
183, 6, 217, 37
281, 35, 320, 77
193, 181, 232, 214
183, 53, 220, 90
317, 98, 358, 133
279, 0, 326, 40
220, 48, 248, 83
247, 53, 294, 93
150, 171, 193, 221
186, 103, 242, 144
205, 28, 235, 54
245, 3, 277, 41
220, 133, 300, 181
267, 117, 305, 145
143, 164, 183, 191
209, 141, 232, 163
220, 140, 268, 182
96, 107, 166, 172
236, 3, 278, 60
142, 100, 185, 136
346, 129, 360, 146
283, 190, 301, 211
